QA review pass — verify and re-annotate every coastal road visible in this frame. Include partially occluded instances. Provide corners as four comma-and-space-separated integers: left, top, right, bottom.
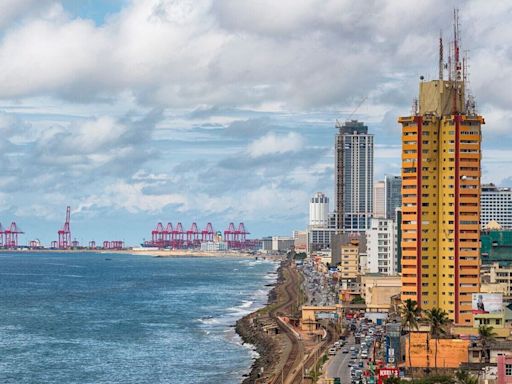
325, 336, 355, 384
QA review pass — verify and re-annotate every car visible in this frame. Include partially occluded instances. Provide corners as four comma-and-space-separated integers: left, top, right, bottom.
350, 346, 356, 352
334, 341, 341, 349
358, 361, 364, 368
329, 348, 337, 355
361, 353, 368, 359
342, 349, 349, 354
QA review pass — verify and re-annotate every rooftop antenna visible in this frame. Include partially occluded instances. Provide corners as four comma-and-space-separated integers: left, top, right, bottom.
452, 8, 463, 114
454, 8, 462, 82
439, 31, 444, 80
464, 49, 476, 114
411, 97, 418, 115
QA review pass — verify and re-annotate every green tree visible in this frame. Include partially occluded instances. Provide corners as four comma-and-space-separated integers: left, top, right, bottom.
455, 369, 478, 384
478, 324, 497, 363
399, 299, 421, 377
423, 308, 450, 372
384, 377, 401, 384
351, 295, 365, 304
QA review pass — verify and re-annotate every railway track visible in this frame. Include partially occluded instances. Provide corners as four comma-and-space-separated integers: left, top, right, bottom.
268, 261, 302, 384
269, 262, 336, 384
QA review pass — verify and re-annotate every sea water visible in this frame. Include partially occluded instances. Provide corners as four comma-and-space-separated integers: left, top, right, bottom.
0, 252, 278, 383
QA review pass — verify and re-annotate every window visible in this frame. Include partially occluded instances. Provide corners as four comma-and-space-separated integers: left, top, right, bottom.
506, 364, 512, 376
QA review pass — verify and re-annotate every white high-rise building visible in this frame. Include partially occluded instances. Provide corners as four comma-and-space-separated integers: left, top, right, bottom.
481, 184, 512, 229
373, 180, 385, 218
309, 192, 329, 227
366, 218, 396, 275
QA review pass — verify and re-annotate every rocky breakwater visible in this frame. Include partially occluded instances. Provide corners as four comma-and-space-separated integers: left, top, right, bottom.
236, 261, 285, 383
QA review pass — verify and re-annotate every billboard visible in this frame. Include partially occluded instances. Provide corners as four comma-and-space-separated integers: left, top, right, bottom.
472, 293, 503, 314
377, 368, 399, 384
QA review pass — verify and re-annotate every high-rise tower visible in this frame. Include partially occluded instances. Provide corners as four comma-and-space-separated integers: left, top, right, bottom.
399, 11, 484, 324
335, 120, 374, 232
384, 175, 402, 220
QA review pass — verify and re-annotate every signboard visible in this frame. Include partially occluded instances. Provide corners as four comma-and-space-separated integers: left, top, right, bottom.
472, 293, 503, 314
377, 368, 399, 384
316, 312, 336, 320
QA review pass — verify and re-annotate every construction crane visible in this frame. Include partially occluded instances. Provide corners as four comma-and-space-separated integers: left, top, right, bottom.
336, 96, 368, 129
347, 96, 368, 120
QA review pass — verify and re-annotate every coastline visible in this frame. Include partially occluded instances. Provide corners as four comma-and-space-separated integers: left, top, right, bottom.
235, 260, 285, 384
0, 248, 273, 258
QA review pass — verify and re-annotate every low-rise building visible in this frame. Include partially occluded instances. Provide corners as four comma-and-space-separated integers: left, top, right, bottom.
200, 241, 228, 251
489, 262, 512, 297
337, 239, 360, 288
293, 230, 308, 252
405, 331, 470, 369
497, 354, 512, 384
360, 274, 401, 313
301, 305, 338, 331
271, 236, 294, 252
261, 236, 272, 251
481, 229, 512, 266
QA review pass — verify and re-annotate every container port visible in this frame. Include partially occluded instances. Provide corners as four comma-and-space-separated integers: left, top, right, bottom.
0, 207, 259, 251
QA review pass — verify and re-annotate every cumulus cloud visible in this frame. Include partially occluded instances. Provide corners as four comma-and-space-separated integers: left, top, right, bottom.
0, 0, 510, 243
247, 132, 304, 158
77, 181, 187, 214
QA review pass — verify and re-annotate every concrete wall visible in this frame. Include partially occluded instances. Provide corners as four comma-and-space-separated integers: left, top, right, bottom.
405, 332, 469, 368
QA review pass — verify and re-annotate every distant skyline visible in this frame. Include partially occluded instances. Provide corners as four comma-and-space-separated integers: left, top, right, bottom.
0, 1, 511, 245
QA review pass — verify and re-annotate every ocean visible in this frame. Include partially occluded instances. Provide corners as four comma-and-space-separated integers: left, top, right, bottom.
0, 252, 278, 384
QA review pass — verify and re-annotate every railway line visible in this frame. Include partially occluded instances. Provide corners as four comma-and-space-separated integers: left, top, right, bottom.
268, 261, 336, 384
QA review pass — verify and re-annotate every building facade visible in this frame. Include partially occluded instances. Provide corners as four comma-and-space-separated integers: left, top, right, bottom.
481, 184, 512, 229
385, 175, 402, 219
399, 37, 484, 323
335, 120, 374, 232
309, 192, 330, 227
481, 230, 512, 266
489, 262, 512, 297
497, 354, 512, 384
337, 238, 360, 285
271, 236, 294, 252
366, 218, 397, 275
200, 241, 228, 251
373, 180, 386, 218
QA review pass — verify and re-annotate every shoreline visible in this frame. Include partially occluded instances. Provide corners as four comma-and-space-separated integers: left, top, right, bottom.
235, 260, 285, 384
0, 248, 279, 259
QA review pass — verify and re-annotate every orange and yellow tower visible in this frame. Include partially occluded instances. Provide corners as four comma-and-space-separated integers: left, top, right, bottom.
399, 13, 484, 324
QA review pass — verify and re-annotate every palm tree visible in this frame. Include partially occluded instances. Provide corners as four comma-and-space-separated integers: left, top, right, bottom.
399, 299, 421, 376
455, 368, 478, 384
423, 308, 450, 372
478, 324, 497, 363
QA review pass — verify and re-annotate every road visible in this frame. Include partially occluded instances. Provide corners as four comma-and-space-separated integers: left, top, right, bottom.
325, 336, 355, 384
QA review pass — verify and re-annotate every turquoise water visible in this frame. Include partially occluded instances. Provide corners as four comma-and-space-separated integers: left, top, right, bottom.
0, 252, 277, 383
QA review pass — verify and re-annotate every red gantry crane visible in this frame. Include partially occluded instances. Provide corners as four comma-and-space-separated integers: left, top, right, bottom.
58, 206, 72, 249
5, 222, 24, 248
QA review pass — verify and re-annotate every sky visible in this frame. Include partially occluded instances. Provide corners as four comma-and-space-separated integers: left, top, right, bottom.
1, 0, 512, 246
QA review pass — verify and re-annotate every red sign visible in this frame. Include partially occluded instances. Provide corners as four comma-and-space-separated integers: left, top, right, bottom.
377, 368, 399, 384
